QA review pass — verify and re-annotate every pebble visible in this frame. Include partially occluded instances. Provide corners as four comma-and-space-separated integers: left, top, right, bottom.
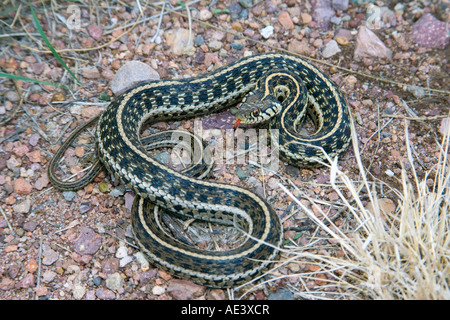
231, 42, 243, 50
385, 169, 395, 177
287, 39, 310, 55
301, 13, 312, 25
199, 9, 213, 21
13, 177, 33, 195
260, 25, 274, 39
312, 0, 335, 30
167, 279, 206, 300
102, 258, 120, 274
62, 191, 77, 201
228, 2, 243, 20
42, 244, 59, 266
278, 12, 294, 30
366, 198, 396, 220
322, 39, 341, 58
194, 34, 204, 46
110, 61, 160, 95
354, 26, 392, 60
72, 227, 103, 255
105, 272, 124, 291
13, 199, 31, 214
34, 173, 49, 190
88, 25, 103, 40
152, 285, 165, 295
82, 67, 100, 79
15, 274, 35, 289
115, 246, 128, 259
238, 0, 252, 8
135, 252, 150, 271
410, 13, 449, 49
95, 288, 116, 300
124, 192, 135, 211
208, 40, 223, 51
110, 185, 125, 197
268, 288, 295, 300
42, 270, 57, 283
331, 0, 349, 11
72, 284, 86, 299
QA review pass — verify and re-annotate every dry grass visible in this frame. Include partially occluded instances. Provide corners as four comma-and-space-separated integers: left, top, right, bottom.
273, 114, 449, 300
240, 114, 450, 300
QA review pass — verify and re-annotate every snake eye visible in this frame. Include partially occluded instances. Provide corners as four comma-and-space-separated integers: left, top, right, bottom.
252, 109, 260, 117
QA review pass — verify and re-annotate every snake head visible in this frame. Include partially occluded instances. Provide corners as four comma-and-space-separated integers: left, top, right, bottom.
234, 90, 282, 129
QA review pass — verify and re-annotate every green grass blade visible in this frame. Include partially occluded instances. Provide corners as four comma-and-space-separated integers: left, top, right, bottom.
30, 5, 82, 85
0, 72, 69, 90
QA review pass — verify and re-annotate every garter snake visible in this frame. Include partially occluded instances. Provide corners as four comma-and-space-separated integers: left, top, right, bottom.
48, 52, 351, 288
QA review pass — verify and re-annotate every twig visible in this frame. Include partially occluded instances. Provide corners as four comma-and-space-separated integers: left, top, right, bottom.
35, 238, 43, 300
0, 206, 16, 236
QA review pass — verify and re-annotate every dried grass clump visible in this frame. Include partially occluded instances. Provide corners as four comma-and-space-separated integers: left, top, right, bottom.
248, 117, 449, 300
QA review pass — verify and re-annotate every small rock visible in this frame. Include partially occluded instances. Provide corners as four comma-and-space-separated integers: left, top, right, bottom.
95, 288, 116, 300
199, 9, 213, 21
13, 177, 33, 194
42, 270, 57, 283
301, 13, 312, 24
152, 285, 165, 295
25, 258, 38, 273
35, 286, 48, 297
331, 0, 348, 11
102, 258, 120, 275
312, 0, 335, 30
322, 39, 341, 58
72, 227, 102, 255
260, 25, 274, 39
231, 42, 243, 50
88, 25, 103, 40
354, 26, 392, 60
385, 169, 395, 177
13, 199, 31, 214
228, 2, 243, 20
16, 273, 35, 289
135, 252, 150, 271
124, 192, 135, 211
167, 279, 206, 300
34, 173, 49, 190
0, 278, 15, 290
268, 288, 295, 300
139, 269, 157, 285
278, 12, 294, 30
208, 40, 223, 51
62, 191, 77, 201
105, 272, 124, 291
366, 198, 396, 220
23, 220, 37, 232
410, 13, 449, 49
29, 133, 40, 146
119, 255, 133, 267
72, 284, 86, 299
110, 61, 160, 95
116, 246, 128, 259
42, 244, 59, 266
239, 0, 252, 8
288, 39, 311, 55
194, 34, 204, 46
82, 67, 100, 79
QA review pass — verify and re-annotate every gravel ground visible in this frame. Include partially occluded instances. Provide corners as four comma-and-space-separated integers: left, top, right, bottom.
0, 0, 449, 300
